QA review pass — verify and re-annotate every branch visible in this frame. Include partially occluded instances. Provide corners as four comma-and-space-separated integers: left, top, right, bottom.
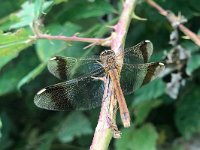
111, 0, 137, 53
90, 77, 114, 150
36, 33, 111, 47
146, 0, 200, 47
90, 0, 137, 149
31, 21, 111, 47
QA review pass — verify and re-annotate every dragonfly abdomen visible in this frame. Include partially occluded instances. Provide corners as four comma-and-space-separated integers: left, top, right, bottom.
108, 69, 131, 128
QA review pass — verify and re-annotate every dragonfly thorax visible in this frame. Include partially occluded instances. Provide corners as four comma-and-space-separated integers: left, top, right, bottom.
100, 50, 117, 71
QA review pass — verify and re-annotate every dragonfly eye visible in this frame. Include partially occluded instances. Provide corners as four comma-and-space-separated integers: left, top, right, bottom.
108, 56, 115, 63
100, 50, 115, 62
101, 50, 115, 55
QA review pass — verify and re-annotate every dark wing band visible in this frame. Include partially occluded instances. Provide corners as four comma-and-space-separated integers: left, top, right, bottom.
120, 62, 165, 95
34, 68, 105, 111
47, 56, 101, 80
123, 40, 153, 64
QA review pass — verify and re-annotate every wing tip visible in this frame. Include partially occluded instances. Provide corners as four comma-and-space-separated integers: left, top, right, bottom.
153, 62, 165, 78
34, 91, 50, 110
36, 88, 47, 95
144, 40, 151, 43
144, 40, 153, 47
50, 57, 57, 61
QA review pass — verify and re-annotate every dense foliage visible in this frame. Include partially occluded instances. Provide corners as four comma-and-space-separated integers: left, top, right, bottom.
0, 0, 200, 149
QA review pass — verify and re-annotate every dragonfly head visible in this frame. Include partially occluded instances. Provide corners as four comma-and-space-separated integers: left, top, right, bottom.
100, 50, 116, 69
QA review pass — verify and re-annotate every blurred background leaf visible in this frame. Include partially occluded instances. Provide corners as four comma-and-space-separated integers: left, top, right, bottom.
115, 124, 158, 150
0, 0, 200, 149
35, 22, 82, 62
10, 1, 52, 29
0, 28, 32, 69
0, 49, 39, 96
132, 79, 166, 105
17, 62, 46, 90
57, 112, 93, 143
175, 86, 200, 139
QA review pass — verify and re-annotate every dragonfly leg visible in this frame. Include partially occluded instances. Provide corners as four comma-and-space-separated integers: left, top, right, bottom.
107, 116, 121, 138
112, 124, 121, 138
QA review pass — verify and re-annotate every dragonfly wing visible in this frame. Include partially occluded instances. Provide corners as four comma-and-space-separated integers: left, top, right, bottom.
34, 68, 105, 110
120, 62, 165, 95
47, 56, 101, 80
123, 40, 153, 64
48, 56, 76, 80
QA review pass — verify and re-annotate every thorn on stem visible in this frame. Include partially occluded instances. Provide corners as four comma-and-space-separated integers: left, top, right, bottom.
106, 25, 116, 30
73, 32, 80, 37
84, 42, 96, 49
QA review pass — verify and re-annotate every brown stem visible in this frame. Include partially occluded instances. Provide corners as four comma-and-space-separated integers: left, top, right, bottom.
146, 0, 200, 47
90, 0, 137, 149
111, 0, 137, 54
36, 33, 111, 47
90, 77, 113, 150
146, 0, 167, 16
179, 24, 200, 47
32, 20, 111, 47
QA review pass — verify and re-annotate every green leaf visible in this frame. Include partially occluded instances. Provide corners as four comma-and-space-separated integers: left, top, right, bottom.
171, 145, 185, 150
36, 22, 81, 61
58, 0, 115, 21
133, 79, 166, 105
115, 124, 158, 150
54, 0, 69, 5
133, 99, 162, 125
37, 132, 55, 150
0, 1, 22, 18
0, 116, 2, 139
188, 0, 200, 12
182, 41, 199, 53
0, 50, 39, 96
17, 63, 46, 90
10, 1, 52, 29
34, 0, 45, 20
0, 112, 13, 150
187, 54, 200, 74
0, 28, 32, 70
57, 112, 93, 143
93, 17, 118, 37
175, 86, 200, 139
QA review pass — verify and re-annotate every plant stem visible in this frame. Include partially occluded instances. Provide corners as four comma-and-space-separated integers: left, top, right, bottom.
90, 78, 114, 150
111, 0, 137, 54
90, 0, 137, 149
32, 20, 111, 47
146, 0, 200, 47
36, 33, 111, 47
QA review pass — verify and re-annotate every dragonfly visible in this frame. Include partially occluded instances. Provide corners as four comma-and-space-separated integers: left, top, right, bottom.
34, 40, 165, 127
